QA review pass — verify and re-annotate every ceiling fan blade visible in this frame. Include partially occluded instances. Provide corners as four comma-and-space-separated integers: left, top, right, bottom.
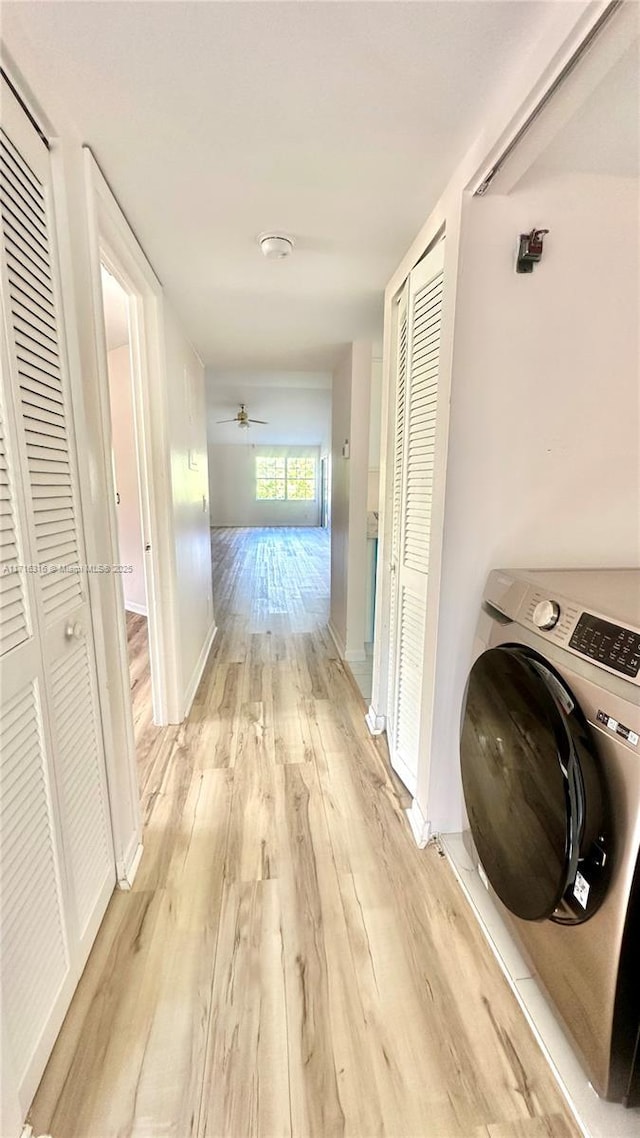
217, 418, 239, 424
248, 419, 268, 424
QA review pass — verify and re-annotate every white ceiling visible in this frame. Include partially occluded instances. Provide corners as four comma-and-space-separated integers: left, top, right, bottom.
207, 369, 331, 390
6, 1, 562, 372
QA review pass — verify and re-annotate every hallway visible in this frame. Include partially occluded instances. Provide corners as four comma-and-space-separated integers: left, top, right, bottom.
29, 529, 577, 1138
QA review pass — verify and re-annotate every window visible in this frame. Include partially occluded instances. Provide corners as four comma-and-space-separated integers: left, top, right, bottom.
286, 457, 316, 500
256, 456, 316, 501
256, 457, 285, 500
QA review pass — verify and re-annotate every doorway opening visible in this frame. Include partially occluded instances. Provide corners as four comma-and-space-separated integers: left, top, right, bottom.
98, 260, 158, 794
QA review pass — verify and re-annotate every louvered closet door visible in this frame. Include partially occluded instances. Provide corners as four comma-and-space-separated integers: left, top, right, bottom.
388, 241, 445, 794
1, 76, 115, 1115
386, 285, 407, 755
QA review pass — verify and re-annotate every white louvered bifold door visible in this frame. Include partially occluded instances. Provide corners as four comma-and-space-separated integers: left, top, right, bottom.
388, 241, 445, 794
0, 76, 115, 1117
386, 285, 407, 756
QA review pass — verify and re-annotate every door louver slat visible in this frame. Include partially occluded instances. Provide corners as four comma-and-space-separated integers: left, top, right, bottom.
412, 315, 443, 345
2, 741, 42, 802
403, 269, 444, 572
0, 680, 69, 1084
16, 348, 62, 386
388, 293, 408, 709
1, 131, 83, 621
387, 242, 445, 794
0, 409, 30, 656
15, 331, 60, 372
15, 374, 64, 409
13, 301, 59, 343
3, 218, 52, 280
8, 276, 56, 326
0, 151, 48, 223
395, 587, 427, 757
50, 642, 112, 935
0, 129, 44, 197
2, 795, 54, 890
0, 192, 50, 260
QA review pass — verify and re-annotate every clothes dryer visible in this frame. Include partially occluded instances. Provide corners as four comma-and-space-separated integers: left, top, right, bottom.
460, 569, 640, 1104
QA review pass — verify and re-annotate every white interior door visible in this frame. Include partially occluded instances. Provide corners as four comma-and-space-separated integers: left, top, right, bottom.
1, 76, 115, 1117
387, 240, 445, 794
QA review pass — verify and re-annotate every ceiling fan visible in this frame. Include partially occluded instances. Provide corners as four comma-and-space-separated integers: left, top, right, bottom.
216, 403, 268, 430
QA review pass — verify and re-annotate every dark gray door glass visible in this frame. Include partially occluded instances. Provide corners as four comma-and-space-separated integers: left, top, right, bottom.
461, 646, 588, 921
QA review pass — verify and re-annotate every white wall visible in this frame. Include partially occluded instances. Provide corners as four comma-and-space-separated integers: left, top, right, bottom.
330, 341, 372, 660
164, 306, 214, 704
209, 443, 321, 527
330, 349, 351, 653
422, 168, 640, 832
107, 345, 146, 613
207, 379, 330, 527
207, 380, 331, 449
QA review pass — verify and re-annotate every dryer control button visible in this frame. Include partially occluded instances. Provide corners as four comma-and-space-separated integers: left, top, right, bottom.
533, 600, 561, 630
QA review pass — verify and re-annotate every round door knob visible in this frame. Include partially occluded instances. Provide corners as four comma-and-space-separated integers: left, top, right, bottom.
532, 600, 560, 630
65, 621, 84, 641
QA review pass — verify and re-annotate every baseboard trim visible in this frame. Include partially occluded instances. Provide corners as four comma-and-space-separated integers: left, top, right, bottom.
365, 705, 386, 735
327, 620, 367, 664
405, 797, 431, 848
327, 619, 346, 660
116, 836, 144, 890
344, 645, 367, 663
124, 600, 148, 617
183, 621, 217, 717
390, 748, 417, 797
341, 659, 369, 708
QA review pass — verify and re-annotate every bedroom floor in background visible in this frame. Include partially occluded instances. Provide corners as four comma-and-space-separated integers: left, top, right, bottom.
29, 527, 578, 1138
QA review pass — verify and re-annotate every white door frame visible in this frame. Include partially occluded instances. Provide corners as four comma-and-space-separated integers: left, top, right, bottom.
97, 247, 165, 721
83, 149, 183, 730
320, 455, 330, 528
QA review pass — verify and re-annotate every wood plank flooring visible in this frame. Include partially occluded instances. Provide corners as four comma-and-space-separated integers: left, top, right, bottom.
29, 527, 578, 1138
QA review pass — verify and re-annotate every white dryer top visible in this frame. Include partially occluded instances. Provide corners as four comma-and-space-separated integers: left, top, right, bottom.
484, 567, 640, 688
500, 568, 640, 629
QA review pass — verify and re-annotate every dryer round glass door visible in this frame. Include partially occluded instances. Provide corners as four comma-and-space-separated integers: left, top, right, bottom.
460, 645, 610, 923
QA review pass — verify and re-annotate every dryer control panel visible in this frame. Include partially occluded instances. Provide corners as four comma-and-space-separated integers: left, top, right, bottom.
569, 613, 640, 679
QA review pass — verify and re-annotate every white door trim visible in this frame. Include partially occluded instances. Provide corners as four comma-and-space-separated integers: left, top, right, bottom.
368, 290, 400, 734
80, 151, 184, 888
97, 243, 167, 726
82, 149, 183, 728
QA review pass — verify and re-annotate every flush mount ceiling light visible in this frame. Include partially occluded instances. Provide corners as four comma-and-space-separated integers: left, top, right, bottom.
258, 232, 295, 260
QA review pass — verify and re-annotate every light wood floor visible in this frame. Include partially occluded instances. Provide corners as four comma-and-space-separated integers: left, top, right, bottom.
125, 609, 168, 808
29, 527, 578, 1138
